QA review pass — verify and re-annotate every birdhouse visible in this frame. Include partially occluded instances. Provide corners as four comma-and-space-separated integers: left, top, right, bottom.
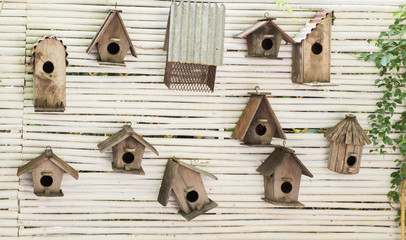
87, 9, 137, 66
158, 158, 218, 221
256, 145, 313, 206
30, 36, 68, 112
324, 114, 371, 174
163, 2, 225, 92
235, 17, 295, 59
17, 147, 79, 197
232, 92, 286, 145
292, 11, 334, 84
98, 124, 159, 175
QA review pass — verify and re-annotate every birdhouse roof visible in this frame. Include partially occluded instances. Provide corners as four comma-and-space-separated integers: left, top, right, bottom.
29, 36, 68, 69
235, 18, 296, 44
17, 148, 79, 179
157, 158, 217, 206
98, 125, 159, 156
293, 10, 334, 43
86, 9, 137, 57
232, 93, 286, 141
324, 114, 371, 145
256, 145, 313, 178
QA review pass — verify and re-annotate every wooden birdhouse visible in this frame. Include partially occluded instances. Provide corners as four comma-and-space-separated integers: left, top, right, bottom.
87, 9, 137, 66
232, 92, 286, 145
158, 158, 218, 221
30, 36, 68, 112
98, 124, 159, 175
292, 11, 334, 84
256, 145, 313, 206
235, 17, 295, 59
324, 114, 371, 174
163, 2, 225, 92
17, 147, 79, 197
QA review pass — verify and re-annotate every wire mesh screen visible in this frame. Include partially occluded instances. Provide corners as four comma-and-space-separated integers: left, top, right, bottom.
164, 61, 217, 92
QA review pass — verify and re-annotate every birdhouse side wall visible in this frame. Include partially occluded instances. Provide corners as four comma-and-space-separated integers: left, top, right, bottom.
33, 38, 66, 112
302, 17, 332, 83
171, 165, 210, 215
291, 43, 303, 83
246, 26, 283, 58
96, 15, 130, 63
31, 159, 64, 195
243, 100, 276, 145
112, 137, 146, 170
271, 156, 302, 203
328, 141, 363, 174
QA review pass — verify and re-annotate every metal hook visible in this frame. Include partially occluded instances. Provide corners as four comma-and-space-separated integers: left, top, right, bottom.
126, 121, 132, 126
254, 86, 260, 94
115, 2, 117, 9
46, 145, 52, 151
283, 141, 286, 147
264, 12, 269, 18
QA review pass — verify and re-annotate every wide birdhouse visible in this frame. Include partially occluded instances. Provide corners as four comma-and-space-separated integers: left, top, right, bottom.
232, 92, 286, 145
235, 17, 295, 59
256, 145, 313, 206
17, 147, 79, 197
98, 124, 159, 175
30, 36, 68, 112
158, 158, 218, 221
163, 2, 225, 92
87, 9, 137, 66
324, 114, 371, 174
292, 11, 334, 84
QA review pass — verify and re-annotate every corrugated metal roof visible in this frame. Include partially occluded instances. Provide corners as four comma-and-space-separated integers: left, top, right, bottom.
293, 10, 334, 43
166, 2, 225, 66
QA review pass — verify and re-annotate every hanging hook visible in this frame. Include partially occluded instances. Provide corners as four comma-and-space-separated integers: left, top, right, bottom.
264, 12, 269, 18
115, 2, 117, 9
283, 141, 286, 147
126, 121, 132, 126
46, 145, 52, 151
254, 86, 260, 94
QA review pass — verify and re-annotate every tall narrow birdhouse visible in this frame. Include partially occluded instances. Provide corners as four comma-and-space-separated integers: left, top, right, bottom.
30, 36, 68, 112
324, 114, 371, 174
98, 124, 159, 175
257, 145, 313, 206
87, 9, 137, 66
17, 147, 79, 197
292, 11, 334, 84
163, 2, 225, 92
232, 92, 286, 145
235, 17, 295, 59
158, 158, 218, 221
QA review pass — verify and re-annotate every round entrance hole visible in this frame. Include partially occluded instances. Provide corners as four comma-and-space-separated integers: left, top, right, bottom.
107, 42, 120, 55
347, 156, 357, 167
122, 152, 135, 164
255, 124, 267, 136
40, 176, 53, 187
43, 61, 54, 74
186, 190, 199, 202
261, 38, 273, 50
281, 182, 292, 194
311, 43, 323, 55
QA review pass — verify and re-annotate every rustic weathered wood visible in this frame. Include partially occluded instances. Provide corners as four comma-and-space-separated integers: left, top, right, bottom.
87, 9, 137, 65
179, 199, 218, 221
232, 94, 286, 145
291, 43, 302, 83
157, 159, 179, 206
32, 37, 67, 112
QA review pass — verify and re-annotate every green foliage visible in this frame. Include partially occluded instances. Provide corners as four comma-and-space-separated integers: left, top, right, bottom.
360, 5, 406, 224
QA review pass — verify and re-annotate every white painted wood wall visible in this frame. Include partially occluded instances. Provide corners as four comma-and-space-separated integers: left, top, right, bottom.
0, 0, 404, 239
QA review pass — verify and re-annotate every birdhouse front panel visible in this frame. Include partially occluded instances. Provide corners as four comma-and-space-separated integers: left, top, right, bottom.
171, 165, 210, 215
31, 159, 64, 196
112, 137, 146, 171
264, 155, 302, 203
328, 142, 363, 174
247, 24, 282, 58
33, 38, 66, 112
243, 100, 276, 145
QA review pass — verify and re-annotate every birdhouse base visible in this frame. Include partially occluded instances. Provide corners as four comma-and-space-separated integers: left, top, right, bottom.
34, 107, 65, 112
262, 197, 304, 207
112, 163, 145, 175
178, 199, 218, 221
34, 189, 64, 197
247, 55, 283, 60
98, 61, 126, 67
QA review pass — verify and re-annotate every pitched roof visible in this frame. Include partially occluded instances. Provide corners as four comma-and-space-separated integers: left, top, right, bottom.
293, 10, 334, 43
29, 36, 68, 69
98, 125, 159, 156
86, 9, 137, 57
324, 114, 371, 145
17, 148, 79, 179
256, 145, 313, 178
235, 18, 295, 44
232, 93, 287, 141
157, 158, 217, 206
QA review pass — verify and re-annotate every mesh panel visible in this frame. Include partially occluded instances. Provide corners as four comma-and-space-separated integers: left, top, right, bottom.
164, 61, 217, 92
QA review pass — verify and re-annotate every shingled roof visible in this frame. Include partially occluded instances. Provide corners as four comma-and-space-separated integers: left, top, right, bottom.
293, 10, 334, 43
29, 36, 68, 69
324, 114, 371, 145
